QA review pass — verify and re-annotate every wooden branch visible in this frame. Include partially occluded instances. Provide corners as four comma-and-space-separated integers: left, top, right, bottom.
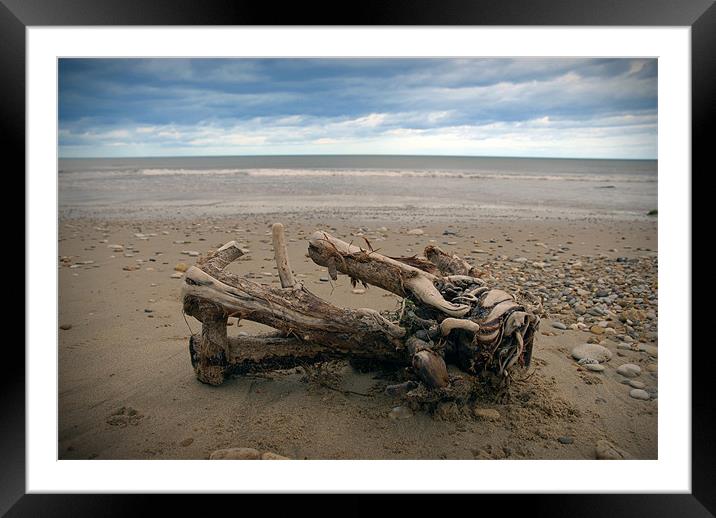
182, 243, 407, 384
200, 240, 246, 271
440, 318, 480, 336
307, 231, 470, 317
424, 245, 483, 278
181, 226, 540, 391
271, 223, 295, 288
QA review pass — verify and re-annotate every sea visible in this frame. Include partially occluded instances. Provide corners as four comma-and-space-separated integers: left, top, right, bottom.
58, 155, 657, 221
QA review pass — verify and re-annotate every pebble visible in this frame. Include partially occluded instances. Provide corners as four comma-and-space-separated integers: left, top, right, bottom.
174, 263, 189, 272
170, 272, 184, 279
595, 439, 630, 460
407, 228, 424, 235
59, 324, 72, 330
577, 358, 597, 365
209, 447, 261, 460
628, 379, 645, 389
319, 276, 330, 282
179, 438, 194, 447
571, 343, 612, 363
473, 408, 501, 421
552, 322, 567, 330
617, 342, 636, 350
638, 344, 658, 357
351, 288, 366, 294
558, 436, 574, 445
261, 452, 290, 460
584, 363, 605, 372
589, 325, 605, 335
629, 388, 650, 400
616, 363, 641, 378
389, 406, 413, 419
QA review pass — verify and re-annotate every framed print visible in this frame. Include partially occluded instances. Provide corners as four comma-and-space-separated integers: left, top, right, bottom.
5, 0, 712, 513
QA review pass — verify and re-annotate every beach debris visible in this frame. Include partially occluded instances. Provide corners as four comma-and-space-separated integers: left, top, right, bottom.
181, 222, 539, 397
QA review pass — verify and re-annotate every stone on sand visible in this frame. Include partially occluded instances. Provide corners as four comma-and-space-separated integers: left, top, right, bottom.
616, 363, 641, 378
407, 228, 424, 236
261, 452, 291, 460
174, 262, 189, 272
584, 363, 605, 372
638, 344, 658, 357
595, 439, 631, 460
209, 447, 261, 460
571, 343, 612, 363
629, 389, 650, 400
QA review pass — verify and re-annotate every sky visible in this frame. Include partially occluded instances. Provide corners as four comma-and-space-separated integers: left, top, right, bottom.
58, 58, 657, 159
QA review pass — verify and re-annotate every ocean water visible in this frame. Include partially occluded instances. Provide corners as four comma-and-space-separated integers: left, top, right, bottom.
58, 155, 657, 220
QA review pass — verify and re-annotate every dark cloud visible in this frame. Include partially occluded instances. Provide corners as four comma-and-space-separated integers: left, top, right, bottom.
58, 58, 657, 158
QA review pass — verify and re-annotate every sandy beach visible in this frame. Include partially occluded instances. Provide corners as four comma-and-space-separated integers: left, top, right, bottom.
58, 212, 658, 460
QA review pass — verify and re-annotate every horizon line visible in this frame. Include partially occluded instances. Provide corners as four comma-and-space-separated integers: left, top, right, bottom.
58, 153, 657, 161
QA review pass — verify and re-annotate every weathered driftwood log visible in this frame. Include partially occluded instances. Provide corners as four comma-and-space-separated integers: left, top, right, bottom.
181, 224, 539, 391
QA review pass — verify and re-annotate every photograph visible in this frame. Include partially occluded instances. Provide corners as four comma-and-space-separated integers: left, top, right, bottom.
57, 57, 659, 461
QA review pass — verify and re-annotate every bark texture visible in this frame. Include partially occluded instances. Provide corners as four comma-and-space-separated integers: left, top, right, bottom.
181, 226, 540, 390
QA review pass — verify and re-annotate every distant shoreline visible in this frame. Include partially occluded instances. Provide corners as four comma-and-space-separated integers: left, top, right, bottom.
59, 153, 658, 162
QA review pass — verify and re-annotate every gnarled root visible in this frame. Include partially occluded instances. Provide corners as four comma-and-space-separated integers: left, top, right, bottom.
181, 225, 539, 397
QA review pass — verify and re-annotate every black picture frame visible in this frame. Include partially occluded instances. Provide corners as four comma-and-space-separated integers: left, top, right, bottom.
5, 0, 710, 514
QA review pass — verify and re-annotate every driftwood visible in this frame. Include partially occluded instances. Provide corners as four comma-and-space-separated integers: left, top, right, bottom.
182, 224, 539, 391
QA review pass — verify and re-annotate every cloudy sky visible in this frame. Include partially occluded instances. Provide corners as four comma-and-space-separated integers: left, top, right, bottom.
58, 58, 657, 159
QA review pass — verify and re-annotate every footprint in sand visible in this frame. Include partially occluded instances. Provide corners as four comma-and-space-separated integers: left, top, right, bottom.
106, 406, 144, 427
